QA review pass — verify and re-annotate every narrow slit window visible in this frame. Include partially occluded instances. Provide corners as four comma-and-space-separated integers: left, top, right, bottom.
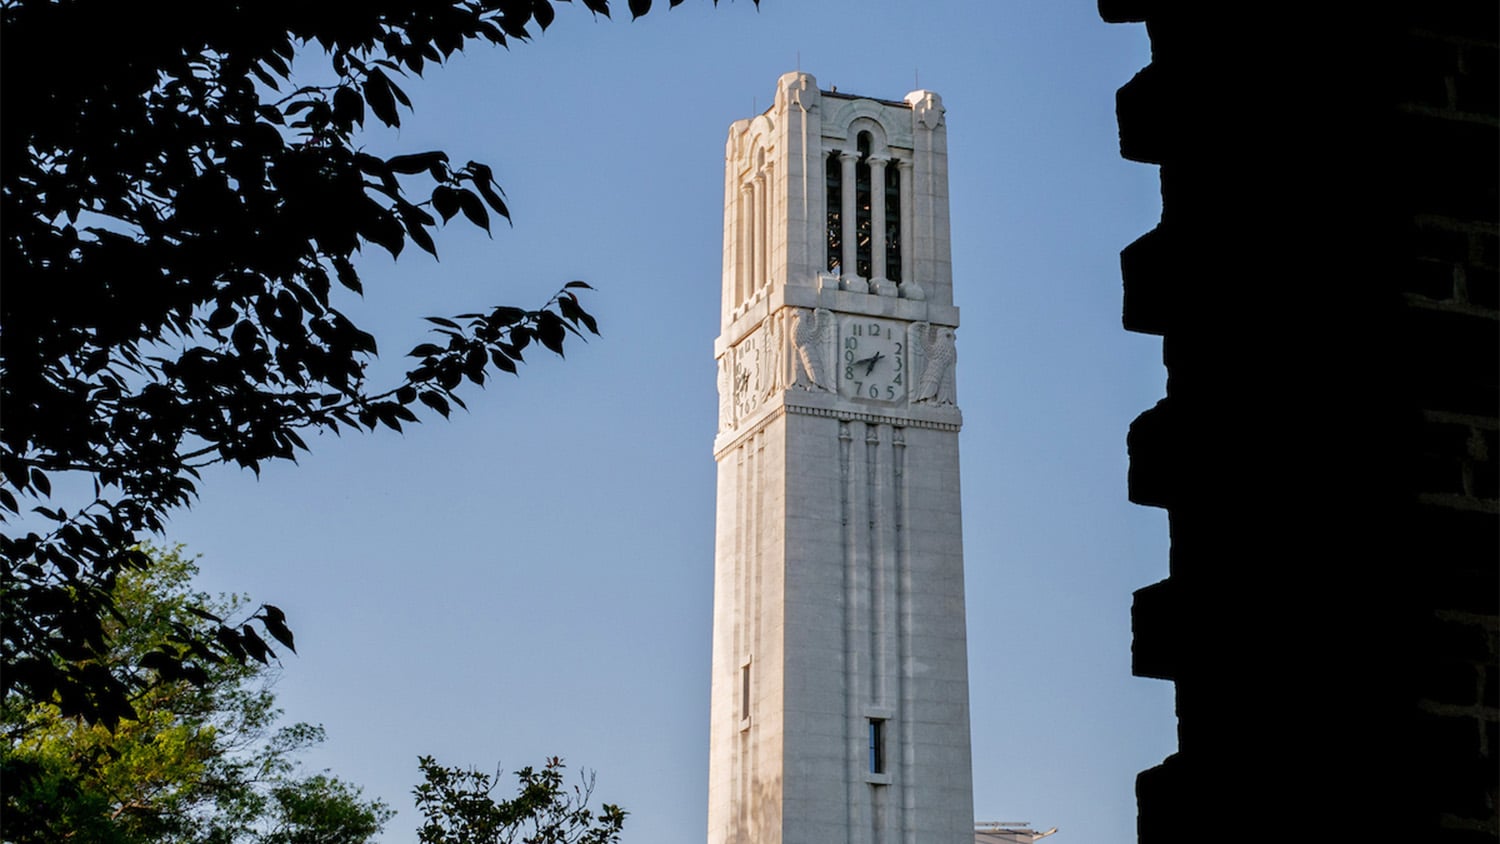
868, 718, 885, 774
741, 663, 751, 720
855, 132, 873, 279
884, 163, 901, 283
826, 153, 842, 274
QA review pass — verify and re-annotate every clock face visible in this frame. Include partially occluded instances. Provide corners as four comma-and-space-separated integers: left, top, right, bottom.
732, 324, 768, 418
838, 317, 906, 403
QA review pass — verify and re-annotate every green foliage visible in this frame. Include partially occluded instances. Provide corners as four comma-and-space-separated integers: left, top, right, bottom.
414, 756, 626, 844
1, 547, 393, 843
263, 775, 392, 844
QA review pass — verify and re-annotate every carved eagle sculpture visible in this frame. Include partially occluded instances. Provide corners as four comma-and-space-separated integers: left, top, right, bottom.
790, 307, 834, 391
914, 322, 957, 405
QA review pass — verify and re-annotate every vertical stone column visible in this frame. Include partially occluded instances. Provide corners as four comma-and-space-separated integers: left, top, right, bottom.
905, 90, 949, 305
752, 170, 766, 294
721, 128, 744, 328
762, 161, 776, 293
776, 71, 820, 292
893, 427, 915, 844
868, 156, 889, 282
738, 182, 754, 309
840, 151, 859, 280
839, 420, 866, 841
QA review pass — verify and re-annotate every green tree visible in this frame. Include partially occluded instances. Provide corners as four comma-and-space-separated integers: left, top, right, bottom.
413, 756, 625, 844
1, 546, 393, 843
1, 0, 752, 727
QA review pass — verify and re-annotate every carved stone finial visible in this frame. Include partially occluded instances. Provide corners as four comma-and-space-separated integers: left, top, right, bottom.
777, 71, 819, 112
905, 90, 946, 130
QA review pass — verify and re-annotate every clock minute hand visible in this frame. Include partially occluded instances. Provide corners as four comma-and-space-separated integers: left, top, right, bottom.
863, 351, 884, 376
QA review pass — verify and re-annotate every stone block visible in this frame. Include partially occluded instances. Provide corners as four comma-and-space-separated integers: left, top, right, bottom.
1121, 225, 1175, 336
1137, 754, 1198, 837
1468, 266, 1499, 310
1415, 615, 1495, 675
1406, 256, 1459, 301
1397, 117, 1500, 221
1396, 32, 1460, 109
1418, 420, 1474, 495
1411, 222, 1471, 263
1405, 1, 1500, 37
1412, 710, 1495, 821
1476, 230, 1499, 269
1418, 657, 1483, 707
1132, 577, 1178, 681
1475, 428, 1499, 499
1126, 399, 1176, 509
1405, 309, 1500, 417
1115, 64, 1167, 165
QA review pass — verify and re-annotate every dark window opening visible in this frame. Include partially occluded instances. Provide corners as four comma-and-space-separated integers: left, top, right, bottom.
826, 153, 842, 274
741, 664, 751, 719
868, 718, 886, 774
855, 132, 873, 279
885, 164, 901, 283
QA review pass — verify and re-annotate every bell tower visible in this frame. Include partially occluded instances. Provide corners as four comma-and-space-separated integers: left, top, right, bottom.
707, 72, 974, 844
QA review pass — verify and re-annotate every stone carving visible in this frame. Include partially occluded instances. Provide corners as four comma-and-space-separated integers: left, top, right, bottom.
913, 322, 957, 406
911, 91, 946, 130
762, 314, 784, 398
779, 71, 817, 112
790, 307, 834, 391
717, 355, 733, 431
730, 320, 783, 422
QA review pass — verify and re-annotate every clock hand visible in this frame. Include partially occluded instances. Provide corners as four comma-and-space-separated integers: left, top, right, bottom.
863, 351, 884, 376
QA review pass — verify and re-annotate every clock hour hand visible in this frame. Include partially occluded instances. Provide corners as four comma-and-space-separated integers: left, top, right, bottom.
863, 351, 884, 376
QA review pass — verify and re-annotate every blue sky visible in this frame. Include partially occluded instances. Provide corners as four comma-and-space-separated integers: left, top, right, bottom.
165, 2, 1174, 841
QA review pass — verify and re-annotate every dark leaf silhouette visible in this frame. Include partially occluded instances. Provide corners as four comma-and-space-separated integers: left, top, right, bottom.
1, 0, 734, 733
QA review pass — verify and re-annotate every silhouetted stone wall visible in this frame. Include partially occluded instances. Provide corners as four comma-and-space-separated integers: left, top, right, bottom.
1101, 4, 1497, 840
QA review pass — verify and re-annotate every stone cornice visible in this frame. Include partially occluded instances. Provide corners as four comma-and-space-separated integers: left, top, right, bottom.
713, 392, 962, 459
784, 402, 961, 431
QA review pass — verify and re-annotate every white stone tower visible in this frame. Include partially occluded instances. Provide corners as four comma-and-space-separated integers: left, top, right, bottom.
708, 72, 974, 844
